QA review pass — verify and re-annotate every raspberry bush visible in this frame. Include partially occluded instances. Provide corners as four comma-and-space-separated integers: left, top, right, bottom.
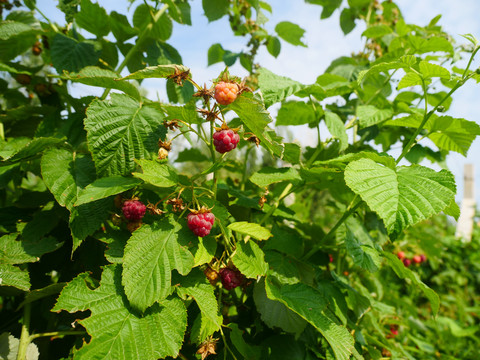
1, 1, 480, 359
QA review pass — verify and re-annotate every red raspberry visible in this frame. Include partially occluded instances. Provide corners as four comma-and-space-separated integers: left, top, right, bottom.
402, 258, 411, 267
412, 255, 422, 264
122, 200, 146, 221
328, 254, 334, 263
213, 129, 240, 154
397, 251, 405, 260
219, 268, 244, 290
187, 211, 215, 237
214, 82, 239, 105
420, 254, 427, 263
390, 325, 399, 336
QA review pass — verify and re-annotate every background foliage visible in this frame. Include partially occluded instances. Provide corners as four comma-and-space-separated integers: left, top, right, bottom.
1, 0, 479, 359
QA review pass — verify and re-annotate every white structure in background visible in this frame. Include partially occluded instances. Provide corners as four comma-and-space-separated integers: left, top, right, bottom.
456, 164, 476, 242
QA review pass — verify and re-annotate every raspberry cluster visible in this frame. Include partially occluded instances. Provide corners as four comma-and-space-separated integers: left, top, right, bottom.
214, 82, 239, 105
187, 211, 215, 237
397, 251, 427, 267
122, 200, 146, 221
219, 268, 244, 290
213, 129, 240, 154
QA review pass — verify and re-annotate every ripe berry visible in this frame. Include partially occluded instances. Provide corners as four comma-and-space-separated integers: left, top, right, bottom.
122, 200, 146, 221
397, 251, 405, 260
403, 258, 411, 267
213, 129, 240, 153
420, 254, 427, 263
328, 254, 334, 263
390, 325, 399, 336
187, 211, 215, 237
214, 82, 239, 105
219, 268, 244, 290
412, 255, 422, 264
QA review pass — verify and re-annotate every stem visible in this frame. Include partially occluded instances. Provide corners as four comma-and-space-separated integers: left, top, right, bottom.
16, 303, 32, 360
396, 47, 478, 164
462, 46, 480, 79
101, 4, 169, 99
303, 195, 362, 260
34, 6, 59, 32
29, 330, 86, 341
395, 80, 462, 164
305, 124, 322, 167
209, 120, 217, 199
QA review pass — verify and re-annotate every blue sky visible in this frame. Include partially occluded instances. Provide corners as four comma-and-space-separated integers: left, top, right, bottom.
38, 0, 480, 205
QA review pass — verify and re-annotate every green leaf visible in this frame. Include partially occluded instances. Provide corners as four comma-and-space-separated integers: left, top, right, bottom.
265, 278, 355, 360
362, 24, 393, 38
85, 93, 166, 176
70, 199, 111, 252
176, 269, 222, 343
110, 11, 137, 42
41, 148, 96, 211
275, 21, 306, 47
228, 222, 272, 241
276, 101, 317, 126
0, 21, 33, 40
443, 199, 460, 220
75, 0, 110, 37
232, 240, 268, 279
18, 283, 67, 309
419, 61, 450, 79
166, 78, 194, 104
266, 36, 281, 57
42, 148, 109, 251
344, 159, 456, 236
357, 56, 414, 84
119, 64, 190, 80
250, 167, 301, 187
228, 94, 283, 157
264, 225, 304, 258
427, 116, 480, 156
63, 66, 140, 100
386, 115, 480, 155
229, 323, 262, 360
0, 332, 39, 359
191, 236, 217, 266
50, 33, 100, 73
0, 264, 30, 291
132, 159, 178, 188
75, 176, 142, 206
325, 112, 348, 151
207, 43, 224, 65
257, 68, 304, 108
202, 0, 229, 22
0, 233, 60, 264
132, 4, 172, 41
339, 218, 381, 272
356, 105, 393, 128
254, 278, 307, 335
397, 71, 422, 89
383, 252, 439, 315
122, 217, 194, 312
53, 265, 187, 359
0, 137, 64, 162
340, 8, 356, 35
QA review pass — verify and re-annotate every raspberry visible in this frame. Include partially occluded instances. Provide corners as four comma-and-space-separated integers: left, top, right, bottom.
122, 200, 146, 221
390, 326, 399, 336
420, 254, 427, 263
187, 211, 215, 237
397, 251, 405, 260
219, 268, 244, 290
402, 258, 411, 267
213, 129, 240, 153
214, 82, 239, 105
412, 255, 422, 264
